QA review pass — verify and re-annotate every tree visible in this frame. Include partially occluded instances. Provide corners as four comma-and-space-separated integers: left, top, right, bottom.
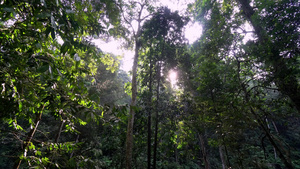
0, 0, 121, 168
141, 6, 189, 168
185, 0, 300, 168
119, 0, 154, 168
1, 0, 299, 168
238, 0, 300, 112
192, 0, 299, 111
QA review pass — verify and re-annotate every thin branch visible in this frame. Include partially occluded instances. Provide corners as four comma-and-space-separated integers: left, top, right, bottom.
13, 104, 45, 169
122, 11, 136, 36
141, 14, 153, 21
247, 85, 279, 94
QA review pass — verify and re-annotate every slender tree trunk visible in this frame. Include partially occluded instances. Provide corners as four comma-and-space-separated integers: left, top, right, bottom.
124, 3, 149, 167
70, 134, 80, 159
125, 37, 140, 169
198, 133, 210, 169
175, 144, 178, 163
46, 118, 66, 168
272, 121, 279, 159
147, 58, 153, 169
153, 61, 161, 169
55, 119, 65, 143
265, 118, 278, 160
223, 143, 231, 168
271, 120, 292, 166
236, 0, 300, 112
209, 86, 228, 169
272, 120, 279, 133
219, 146, 227, 169
14, 105, 45, 169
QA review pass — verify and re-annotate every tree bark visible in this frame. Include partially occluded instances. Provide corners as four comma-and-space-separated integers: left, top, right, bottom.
237, 0, 300, 112
219, 146, 227, 169
124, 2, 152, 168
125, 37, 140, 169
153, 61, 161, 169
175, 144, 178, 163
55, 119, 65, 143
198, 133, 210, 169
147, 58, 153, 169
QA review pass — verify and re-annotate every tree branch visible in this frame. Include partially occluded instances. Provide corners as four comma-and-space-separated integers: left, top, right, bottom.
13, 104, 45, 169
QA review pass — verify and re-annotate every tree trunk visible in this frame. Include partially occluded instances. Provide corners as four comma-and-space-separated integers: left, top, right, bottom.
125, 37, 140, 169
236, 56, 294, 169
198, 133, 210, 169
265, 118, 278, 160
153, 61, 161, 169
271, 120, 292, 167
55, 119, 65, 143
219, 146, 227, 169
250, 107, 294, 169
47, 118, 66, 168
70, 134, 80, 159
237, 0, 300, 112
124, 2, 149, 167
175, 144, 178, 163
147, 58, 153, 169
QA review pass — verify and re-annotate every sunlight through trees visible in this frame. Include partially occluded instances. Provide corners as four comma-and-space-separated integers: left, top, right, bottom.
0, 0, 299, 168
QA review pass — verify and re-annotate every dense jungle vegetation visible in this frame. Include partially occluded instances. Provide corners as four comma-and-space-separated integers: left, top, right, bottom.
0, 0, 299, 168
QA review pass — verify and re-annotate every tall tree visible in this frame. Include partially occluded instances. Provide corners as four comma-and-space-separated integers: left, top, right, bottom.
119, 1, 153, 168
187, 0, 299, 168
238, 0, 300, 112
141, 7, 188, 168
192, 0, 299, 111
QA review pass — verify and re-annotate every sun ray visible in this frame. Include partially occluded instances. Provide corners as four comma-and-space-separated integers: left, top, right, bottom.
168, 69, 178, 89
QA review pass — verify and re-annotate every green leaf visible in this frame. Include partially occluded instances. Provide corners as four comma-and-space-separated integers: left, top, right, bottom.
37, 64, 49, 73
19, 102, 22, 112
61, 42, 68, 54
28, 142, 35, 150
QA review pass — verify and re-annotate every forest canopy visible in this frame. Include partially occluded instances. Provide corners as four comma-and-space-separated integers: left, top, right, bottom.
0, 0, 299, 168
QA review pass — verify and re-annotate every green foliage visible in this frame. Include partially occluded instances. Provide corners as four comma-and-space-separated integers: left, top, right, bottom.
0, 0, 122, 168
0, 0, 299, 168
180, 0, 300, 168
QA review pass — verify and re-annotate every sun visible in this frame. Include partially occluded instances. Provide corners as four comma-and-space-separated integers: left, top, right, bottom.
168, 69, 178, 88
